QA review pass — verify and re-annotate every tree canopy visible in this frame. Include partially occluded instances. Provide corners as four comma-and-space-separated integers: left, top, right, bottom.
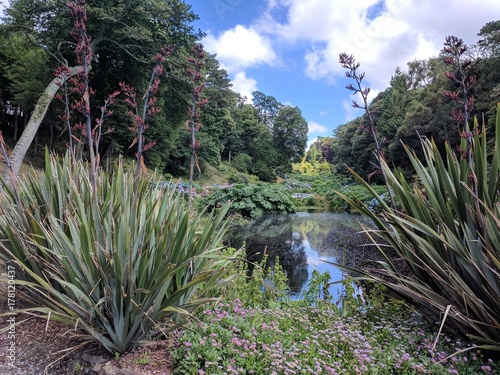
1, 6, 499, 183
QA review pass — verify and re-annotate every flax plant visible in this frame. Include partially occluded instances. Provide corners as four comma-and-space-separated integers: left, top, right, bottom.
336, 103, 500, 350
0, 151, 232, 354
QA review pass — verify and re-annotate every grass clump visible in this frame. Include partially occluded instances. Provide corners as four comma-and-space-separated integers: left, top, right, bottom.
0, 151, 232, 354
336, 104, 500, 350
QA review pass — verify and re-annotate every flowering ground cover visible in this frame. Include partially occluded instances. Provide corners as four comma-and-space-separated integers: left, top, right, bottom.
171, 300, 498, 375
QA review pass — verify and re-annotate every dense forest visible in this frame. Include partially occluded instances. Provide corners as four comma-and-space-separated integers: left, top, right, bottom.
306, 20, 500, 182
0, 0, 308, 182
0, 0, 499, 183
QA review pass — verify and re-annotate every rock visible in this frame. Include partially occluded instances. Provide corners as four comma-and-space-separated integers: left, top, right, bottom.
98, 362, 141, 375
83, 353, 109, 365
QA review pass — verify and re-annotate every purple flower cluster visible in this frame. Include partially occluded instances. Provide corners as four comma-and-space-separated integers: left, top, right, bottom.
172, 300, 499, 374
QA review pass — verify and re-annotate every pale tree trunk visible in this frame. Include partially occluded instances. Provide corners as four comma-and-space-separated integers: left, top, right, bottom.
6, 66, 80, 179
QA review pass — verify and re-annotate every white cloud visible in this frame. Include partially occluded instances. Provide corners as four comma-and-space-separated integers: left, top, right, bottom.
203, 25, 278, 74
201, 0, 500, 122
260, 0, 500, 92
306, 137, 318, 151
308, 121, 328, 134
231, 71, 258, 102
342, 100, 364, 122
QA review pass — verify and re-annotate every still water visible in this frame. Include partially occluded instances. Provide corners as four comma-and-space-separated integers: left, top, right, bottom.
226, 212, 371, 300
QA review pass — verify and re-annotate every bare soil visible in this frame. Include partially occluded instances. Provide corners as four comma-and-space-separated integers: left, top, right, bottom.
0, 275, 175, 375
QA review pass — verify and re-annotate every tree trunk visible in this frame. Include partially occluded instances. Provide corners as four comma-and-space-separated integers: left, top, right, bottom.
13, 106, 19, 141
6, 66, 80, 179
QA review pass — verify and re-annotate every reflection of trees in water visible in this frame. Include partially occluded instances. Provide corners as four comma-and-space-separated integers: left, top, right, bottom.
281, 231, 308, 294
321, 224, 369, 258
320, 223, 410, 279
225, 213, 376, 295
226, 223, 309, 294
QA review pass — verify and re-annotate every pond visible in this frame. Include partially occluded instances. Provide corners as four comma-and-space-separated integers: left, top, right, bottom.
225, 212, 374, 301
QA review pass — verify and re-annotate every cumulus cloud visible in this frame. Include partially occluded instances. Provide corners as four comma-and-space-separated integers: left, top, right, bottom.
231, 71, 258, 102
307, 137, 319, 151
261, 0, 500, 91
201, 0, 500, 122
308, 121, 328, 134
203, 25, 278, 73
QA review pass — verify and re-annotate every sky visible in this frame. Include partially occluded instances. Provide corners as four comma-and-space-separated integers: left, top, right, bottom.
1, 0, 499, 147
187, 0, 500, 147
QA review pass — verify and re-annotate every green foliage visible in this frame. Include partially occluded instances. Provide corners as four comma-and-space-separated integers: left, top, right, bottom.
302, 270, 333, 307
307, 137, 336, 164
285, 173, 393, 213
227, 173, 249, 184
0, 151, 232, 354
332, 43, 500, 181
336, 104, 500, 350
217, 248, 290, 309
134, 353, 150, 366
300, 271, 388, 317
330, 184, 391, 213
272, 105, 309, 168
0, 33, 50, 110
231, 153, 252, 173
291, 160, 333, 175
171, 300, 498, 374
202, 183, 296, 218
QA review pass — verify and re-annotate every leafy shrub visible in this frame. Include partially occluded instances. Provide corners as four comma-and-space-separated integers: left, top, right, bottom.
231, 153, 252, 173
302, 270, 333, 307
251, 162, 277, 182
329, 184, 389, 212
202, 183, 296, 218
0, 152, 232, 354
227, 173, 249, 184
216, 248, 289, 309
285, 174, 390, 213
337, 105, 500, 350
291, 160, 333, 175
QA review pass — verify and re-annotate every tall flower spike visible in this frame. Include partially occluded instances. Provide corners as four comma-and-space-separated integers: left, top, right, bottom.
120, 45, 173, 188
442, 35, 477, 165
338, 52, 396, 210
187, 43, 207, 209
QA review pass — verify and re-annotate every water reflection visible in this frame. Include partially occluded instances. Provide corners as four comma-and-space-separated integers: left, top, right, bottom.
226, 212, 370, 299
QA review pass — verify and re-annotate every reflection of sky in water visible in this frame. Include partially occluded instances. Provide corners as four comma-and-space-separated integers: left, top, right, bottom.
227, 212, 369, 301
301, 239, 344, 300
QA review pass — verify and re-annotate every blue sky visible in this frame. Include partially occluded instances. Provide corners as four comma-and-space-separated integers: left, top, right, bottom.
187, 0, 500, 147
1, 0, 499, 147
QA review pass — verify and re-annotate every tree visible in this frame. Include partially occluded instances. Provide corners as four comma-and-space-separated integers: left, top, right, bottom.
2, 0, 201, 177
252, 91, 282, 128
272, 105, 308, 174
197, 54, 238, 165
333, 120, 364, 175
477, 20, 500, 58
0, 33, 51, 143
315, 137, 336, 164
226, 103, 278, 181
306, 142, 321, 164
